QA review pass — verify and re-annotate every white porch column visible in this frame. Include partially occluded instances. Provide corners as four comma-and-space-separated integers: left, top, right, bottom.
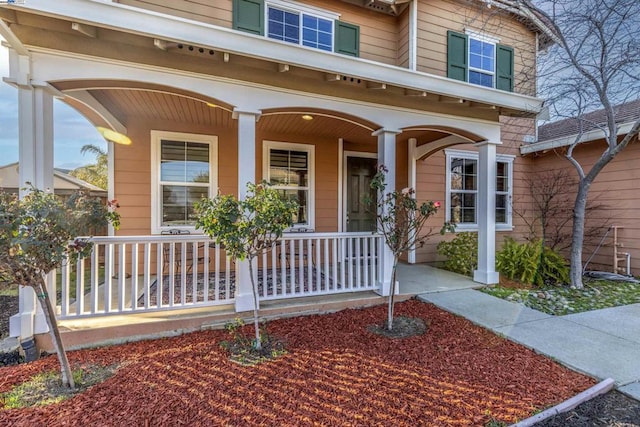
473, 141, 500, 284
407, 138, 417, 264
232, 109, 261, 312
373, 128, 401, 296
8, 53, 55, 340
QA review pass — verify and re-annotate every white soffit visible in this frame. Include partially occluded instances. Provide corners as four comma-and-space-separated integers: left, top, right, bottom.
7, 0, 544, 114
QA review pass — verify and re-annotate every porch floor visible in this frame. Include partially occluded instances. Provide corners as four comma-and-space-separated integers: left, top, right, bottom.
48, 263, 479, 351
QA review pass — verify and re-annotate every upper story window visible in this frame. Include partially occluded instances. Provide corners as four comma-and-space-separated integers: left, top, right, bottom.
445, 149, 514, 230
468, 37, 495, 87
267, 5, 333, 51
233, 0, 360, 57
263, 140, 315, 230
447, 30, 514, 92
151, 131, 218, 234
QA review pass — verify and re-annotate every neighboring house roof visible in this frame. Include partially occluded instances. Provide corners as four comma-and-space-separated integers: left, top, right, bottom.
0, 162, 107, 194
521, 100, 640, 155
538, 100, 640, 142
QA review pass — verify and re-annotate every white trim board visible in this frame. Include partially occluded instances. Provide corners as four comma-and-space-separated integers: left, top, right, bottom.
150, 130, 218, 235
10, 0, 544, 114
342, 150, 377, 232
262, 140, 316, 231
521, 121, 637, 155
26, 49, 503, 141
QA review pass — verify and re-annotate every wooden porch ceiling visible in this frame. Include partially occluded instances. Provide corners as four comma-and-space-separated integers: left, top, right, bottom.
60, 87, 380, 145
60, 85, 478, 146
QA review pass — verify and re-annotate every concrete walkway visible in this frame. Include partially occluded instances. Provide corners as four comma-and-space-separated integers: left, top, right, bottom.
397, 263, 479, 295
418, 289, 640, 400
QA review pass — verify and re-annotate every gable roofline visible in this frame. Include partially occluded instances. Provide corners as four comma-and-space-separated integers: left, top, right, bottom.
521, 99, 640, 155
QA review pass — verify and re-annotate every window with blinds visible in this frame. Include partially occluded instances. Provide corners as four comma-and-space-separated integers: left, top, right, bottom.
151, 131, 218, 233
160, 140, 210, 227
264, 141, 314, 229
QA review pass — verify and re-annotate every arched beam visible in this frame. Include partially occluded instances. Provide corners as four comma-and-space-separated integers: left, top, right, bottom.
63, 90, 127, 135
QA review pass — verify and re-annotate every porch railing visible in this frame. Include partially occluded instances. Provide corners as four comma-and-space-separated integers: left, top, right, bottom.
258, 232, 383, 300
48, 232, 383, 319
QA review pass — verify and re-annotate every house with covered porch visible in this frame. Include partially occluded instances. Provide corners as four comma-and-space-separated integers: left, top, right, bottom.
0, 0, 547, 350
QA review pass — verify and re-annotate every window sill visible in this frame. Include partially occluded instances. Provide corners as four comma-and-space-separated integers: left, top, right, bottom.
448, 224, 514, 232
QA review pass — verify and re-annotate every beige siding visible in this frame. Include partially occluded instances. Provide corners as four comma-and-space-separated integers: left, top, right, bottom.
413, 117, 536, 264
416, 0, 537, 96
256, 131, 341, 232
300, 0, 400, 66
114, 120, 237, 236
396, 7, 411, 68
116, 0, 233, 28
531, 138, 640, 275
117, 0, 404, 67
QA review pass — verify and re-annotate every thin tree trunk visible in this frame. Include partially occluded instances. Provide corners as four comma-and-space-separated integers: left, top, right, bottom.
248, 258, 261, 350
386, 257, 399, 331
36, 280, 75, 388
570, 181, 590, 289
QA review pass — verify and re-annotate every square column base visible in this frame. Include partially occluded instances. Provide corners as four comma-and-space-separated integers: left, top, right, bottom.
473, 270, 499, 285
374, 280, 400, 297
234, 293, 258, 313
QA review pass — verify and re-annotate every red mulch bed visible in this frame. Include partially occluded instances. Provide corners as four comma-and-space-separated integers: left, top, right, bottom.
0, 299, 594, 426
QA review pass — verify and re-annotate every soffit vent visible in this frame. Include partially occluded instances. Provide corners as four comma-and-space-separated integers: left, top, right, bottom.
340, 0, 410, 16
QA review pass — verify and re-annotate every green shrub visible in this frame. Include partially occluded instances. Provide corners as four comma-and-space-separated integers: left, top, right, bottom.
436, 232, 478, 276
496, 238, 569, 287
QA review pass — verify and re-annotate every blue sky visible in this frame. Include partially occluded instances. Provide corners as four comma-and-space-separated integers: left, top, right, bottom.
0, 39, 106, 170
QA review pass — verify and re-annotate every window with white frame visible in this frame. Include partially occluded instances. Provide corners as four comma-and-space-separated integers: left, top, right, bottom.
266, 0, 336, 52
151, 131, 218, 234
468, 37, 495, 88
445, 149, 513, 230
263, 141, 314, 230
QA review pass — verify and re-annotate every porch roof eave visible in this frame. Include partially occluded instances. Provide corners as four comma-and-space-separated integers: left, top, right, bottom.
520, 120, 638, 155
5, 0, 544, 117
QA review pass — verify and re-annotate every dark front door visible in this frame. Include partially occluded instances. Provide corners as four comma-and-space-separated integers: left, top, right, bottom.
346, 156, 377, 232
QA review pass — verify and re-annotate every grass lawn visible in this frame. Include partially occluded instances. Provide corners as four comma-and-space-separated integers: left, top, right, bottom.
54, 266, 105, 301
482, 279, 640, 316
0, 300, 594, 426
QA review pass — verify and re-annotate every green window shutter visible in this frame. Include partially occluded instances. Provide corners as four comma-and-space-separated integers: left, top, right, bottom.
334, 21, 360, 57
447, 30, 468, 82
496, 44, 515, 92
232, 0, 264, 36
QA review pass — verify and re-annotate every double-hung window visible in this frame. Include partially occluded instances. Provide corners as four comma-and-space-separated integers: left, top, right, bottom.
233, 0, 360, 57
468, 37, 495, 88
263, 141, 315, 230
447, 30, 514, 92
151, 131, 218, 234
445, 149, 514, 230
267, 4, 334, 51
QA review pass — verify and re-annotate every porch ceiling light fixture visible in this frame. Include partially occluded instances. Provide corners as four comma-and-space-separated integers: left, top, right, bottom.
96, 126, 132, 146
301, 114, 314, 121
206, 102, 218, 108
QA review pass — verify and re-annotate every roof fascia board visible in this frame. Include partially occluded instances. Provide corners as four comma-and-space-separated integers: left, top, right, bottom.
8, 0, 544, 114
521, 121, 636, 155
